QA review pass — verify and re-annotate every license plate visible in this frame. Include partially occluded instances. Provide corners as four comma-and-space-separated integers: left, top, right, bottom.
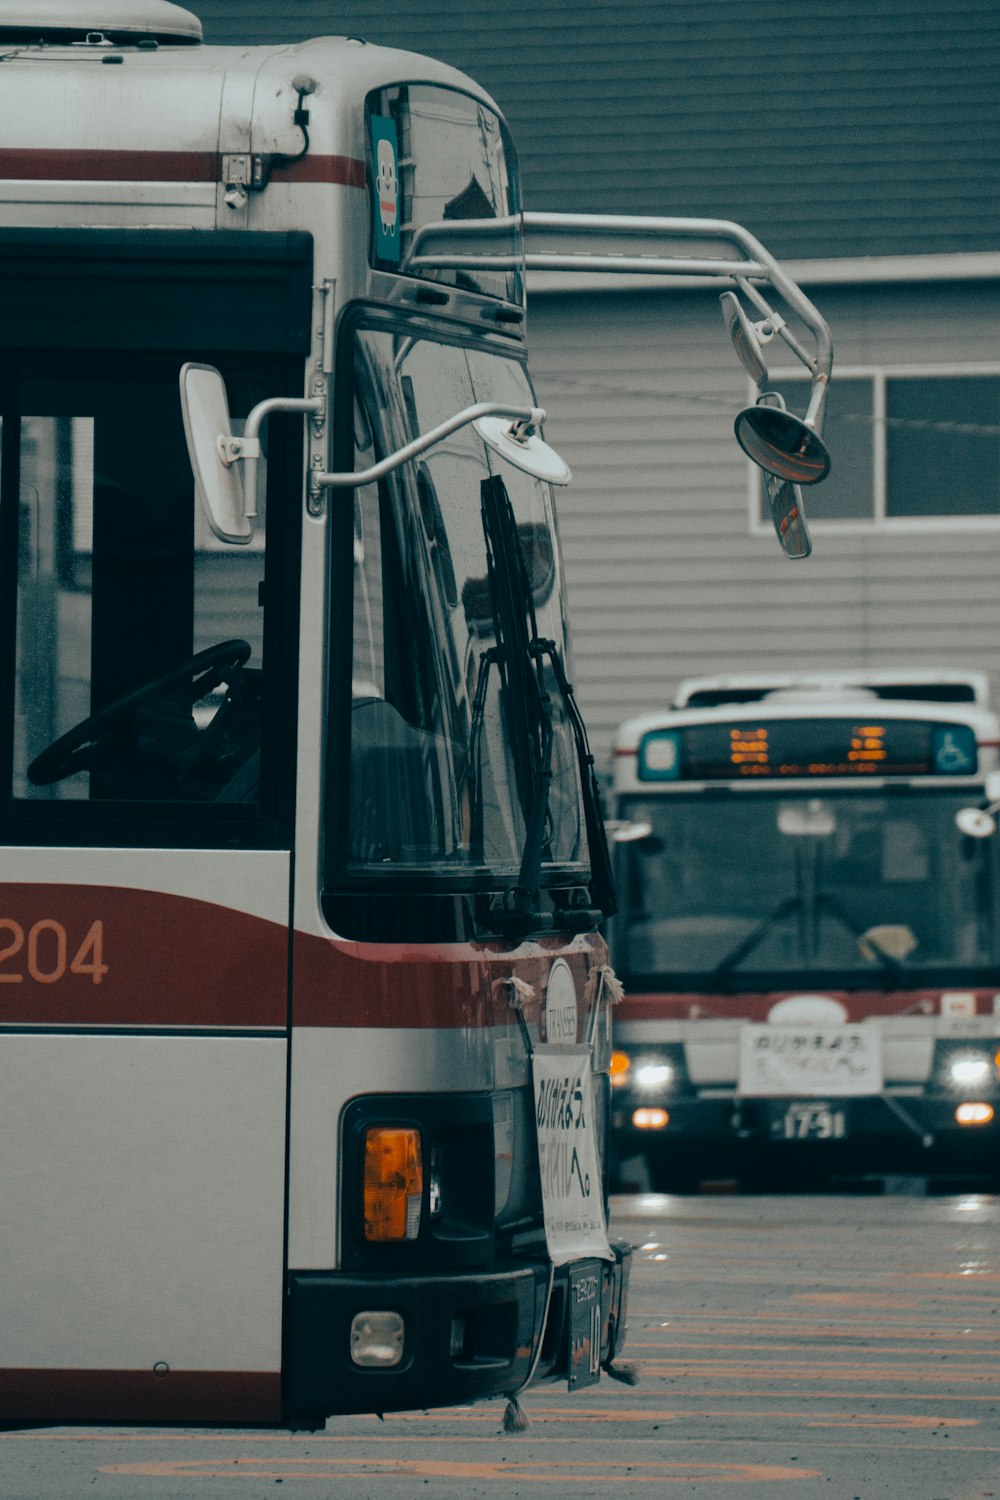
567, 1259, 603, 1390
777, 1102, 846, 1141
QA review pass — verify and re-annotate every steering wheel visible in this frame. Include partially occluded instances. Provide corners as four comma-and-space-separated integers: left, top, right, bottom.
26, 639, 252, 787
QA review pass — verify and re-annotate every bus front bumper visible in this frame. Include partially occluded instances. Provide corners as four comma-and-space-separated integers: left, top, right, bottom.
614, 1092, 1000, 1176
283, 1240, 632, 1422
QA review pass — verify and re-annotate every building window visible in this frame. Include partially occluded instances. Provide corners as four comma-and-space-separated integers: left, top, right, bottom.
757, 369, 1000, 528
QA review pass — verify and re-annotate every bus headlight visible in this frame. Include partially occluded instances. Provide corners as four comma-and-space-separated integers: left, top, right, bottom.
948, 1054, 993, 1089
634, 1060, 674, 1092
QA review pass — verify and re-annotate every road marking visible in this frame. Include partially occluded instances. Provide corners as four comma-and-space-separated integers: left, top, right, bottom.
636, 1359, 1000, 1384
100, 1457, 821, 1483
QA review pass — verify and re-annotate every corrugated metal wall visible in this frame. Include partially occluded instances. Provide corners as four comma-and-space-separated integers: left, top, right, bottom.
526, 279, 1000, 764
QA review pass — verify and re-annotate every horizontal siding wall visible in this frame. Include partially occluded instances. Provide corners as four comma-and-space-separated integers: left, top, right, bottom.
527, 279, 1000, 767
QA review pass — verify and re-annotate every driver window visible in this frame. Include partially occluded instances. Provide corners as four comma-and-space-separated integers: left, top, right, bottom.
11, 367, 269, 811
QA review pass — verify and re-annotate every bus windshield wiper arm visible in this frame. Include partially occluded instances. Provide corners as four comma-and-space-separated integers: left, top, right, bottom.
466, 645, 502, 860
709, 895, 801, 981
526, 638, 616, 923
710, 891, 903, 981
496, 655, 555, 929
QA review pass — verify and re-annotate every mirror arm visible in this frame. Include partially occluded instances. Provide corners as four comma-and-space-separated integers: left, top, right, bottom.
231, 395, 325, 517
313, 402, 544, 491
802, 373, 830, 436
734, 274, 830, 437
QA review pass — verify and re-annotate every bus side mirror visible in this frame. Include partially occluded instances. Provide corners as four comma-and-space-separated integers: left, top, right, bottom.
956, 804, 1000, 839
179, 364, 324, 544
179, 363, 252, 545
735, 396, 831, 486
720, 290, 769, 387
763, 471, 812, 559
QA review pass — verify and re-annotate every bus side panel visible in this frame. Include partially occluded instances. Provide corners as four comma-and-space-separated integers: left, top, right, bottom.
0, 854, 292, 1425
0, 1033, 287, 1424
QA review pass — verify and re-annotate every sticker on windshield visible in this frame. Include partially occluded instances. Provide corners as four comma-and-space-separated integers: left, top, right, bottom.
932, 724, 976, 775
370, 115, 400, 263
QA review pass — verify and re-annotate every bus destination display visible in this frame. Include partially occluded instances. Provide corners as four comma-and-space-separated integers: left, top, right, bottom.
638, 717, 978, 781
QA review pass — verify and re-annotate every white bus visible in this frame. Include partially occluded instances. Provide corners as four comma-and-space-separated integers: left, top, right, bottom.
0, 0, 834, 1427
609, 673, 1000, 1189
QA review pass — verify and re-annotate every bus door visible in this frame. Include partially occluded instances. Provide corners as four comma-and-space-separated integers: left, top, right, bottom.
0, 233, 308, 1424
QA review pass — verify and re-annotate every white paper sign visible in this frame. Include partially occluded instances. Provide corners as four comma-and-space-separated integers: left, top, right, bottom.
739, 1024, 883, 1097
532, 1045, 613, 1266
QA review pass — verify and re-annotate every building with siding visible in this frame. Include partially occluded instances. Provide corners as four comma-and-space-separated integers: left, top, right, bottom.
196, 0, 1000, 761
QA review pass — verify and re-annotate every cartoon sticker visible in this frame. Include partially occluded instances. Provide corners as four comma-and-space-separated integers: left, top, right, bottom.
370, 115, 400, 263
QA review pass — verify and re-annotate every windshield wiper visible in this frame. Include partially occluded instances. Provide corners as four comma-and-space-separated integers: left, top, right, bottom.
528, 638, 615, 925
477, 474, 615, 935
497, 652, 555, 930
466, 644, 501, 861
710, 891, 904, 982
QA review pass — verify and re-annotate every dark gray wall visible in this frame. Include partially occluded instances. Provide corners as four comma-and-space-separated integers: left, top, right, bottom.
193, 0, 1000, 260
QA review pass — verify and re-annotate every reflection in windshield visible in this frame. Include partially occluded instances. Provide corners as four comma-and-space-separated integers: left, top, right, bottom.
346, 328, 587, 885
616, 792, 999, 979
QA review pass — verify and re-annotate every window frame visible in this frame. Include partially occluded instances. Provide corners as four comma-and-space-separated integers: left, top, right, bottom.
0, 229, 312, 852
323, 303, 591, 904
748, 362, 1000, 536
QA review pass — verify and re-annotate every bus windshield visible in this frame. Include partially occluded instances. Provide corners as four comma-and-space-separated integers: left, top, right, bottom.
342, 327, 588, 891
615, 790, 1000, 984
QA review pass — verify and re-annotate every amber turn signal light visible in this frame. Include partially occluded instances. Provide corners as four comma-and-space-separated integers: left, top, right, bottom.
363, 1126, 423, 1241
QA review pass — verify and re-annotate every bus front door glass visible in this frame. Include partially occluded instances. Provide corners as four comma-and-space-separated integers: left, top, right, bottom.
5, 357, 287, 833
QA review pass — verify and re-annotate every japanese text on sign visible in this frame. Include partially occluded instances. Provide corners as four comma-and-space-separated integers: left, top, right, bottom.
532, 1045, 613, 1265
739, 1024, 883, 1097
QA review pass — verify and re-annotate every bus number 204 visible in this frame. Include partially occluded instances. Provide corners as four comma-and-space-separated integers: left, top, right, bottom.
0, 919, 107, 985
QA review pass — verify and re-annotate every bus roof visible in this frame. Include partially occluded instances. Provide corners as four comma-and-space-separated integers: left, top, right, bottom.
671, 670, 992, 710
0, 1, 203, 43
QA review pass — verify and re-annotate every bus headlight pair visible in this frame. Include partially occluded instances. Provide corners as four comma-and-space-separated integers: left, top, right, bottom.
943, 1052, 998, 1128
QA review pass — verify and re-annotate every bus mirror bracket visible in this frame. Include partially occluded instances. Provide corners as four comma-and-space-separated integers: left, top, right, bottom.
180, 362, 325, 545
312, 402, 571, 492
955, 770, 1000, 838
407, 212, 834, 506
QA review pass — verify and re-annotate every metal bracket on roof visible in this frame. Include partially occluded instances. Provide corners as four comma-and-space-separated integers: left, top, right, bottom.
405, 210, 834, 445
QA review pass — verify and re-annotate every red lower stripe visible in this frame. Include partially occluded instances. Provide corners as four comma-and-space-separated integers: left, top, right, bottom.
0, 1369, 281, 1424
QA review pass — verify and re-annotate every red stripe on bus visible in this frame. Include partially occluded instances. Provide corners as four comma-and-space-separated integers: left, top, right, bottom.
615, 989, 997, 1023
0, 883, 606, 1031
0, 884, 286, 1028
0, 1368, 280, 1425
0, 148, 218, 181
292, 929, 606, 1030
270, 155, 367, 188
0, 148, 366, 187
